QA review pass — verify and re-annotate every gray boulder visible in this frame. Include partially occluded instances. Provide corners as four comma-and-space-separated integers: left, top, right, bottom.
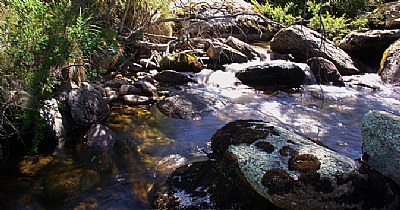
339, 29, 400, 68
225, 36, 267, 60
236, 60, 306, 89
270, 25, 363, 75
307, 57, 344, 86
362, 110, 400, 186
85, 124, 115, 152
157, 93, 209, 120
379, 39, 400, 85
68, 82, 109, 126
205, 40, 248, 64
211, 120, 399, 210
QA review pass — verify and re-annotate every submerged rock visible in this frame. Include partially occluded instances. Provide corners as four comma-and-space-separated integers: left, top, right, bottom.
85, 124, 115, 152
68, 82, 109, 126
379, 38, 400, 85
270, 25, 363, 75
211, 120, 399, 210
235, 60, 306, 89
157, 93, 209, 120
362, 110, 400, 186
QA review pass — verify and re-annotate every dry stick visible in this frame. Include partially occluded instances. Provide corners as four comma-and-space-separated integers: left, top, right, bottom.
120, 0, 131, 33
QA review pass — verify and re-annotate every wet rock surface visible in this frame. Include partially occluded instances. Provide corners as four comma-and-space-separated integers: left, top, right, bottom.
157, 92, 209, 120
85, 124, 115, 152
153, 70, 194, 85
362, 110, 400, 186
235, 60, 306, 89
307, 57, 344, 86
151, 160, 280, 210
379, 38, 400, 85
270, 25, 363, 75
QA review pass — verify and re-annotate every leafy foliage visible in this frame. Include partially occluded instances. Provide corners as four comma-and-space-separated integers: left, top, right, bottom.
0, 0, 119, 153
252, 0, 369, 41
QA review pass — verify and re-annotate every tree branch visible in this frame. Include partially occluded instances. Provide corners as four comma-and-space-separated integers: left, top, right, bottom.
154, 11, 286, 29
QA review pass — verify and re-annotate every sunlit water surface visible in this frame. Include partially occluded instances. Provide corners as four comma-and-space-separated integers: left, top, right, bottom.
2, 61, 400, 209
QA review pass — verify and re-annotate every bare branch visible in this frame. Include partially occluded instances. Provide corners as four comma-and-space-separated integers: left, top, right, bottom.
154, 11, 285, 29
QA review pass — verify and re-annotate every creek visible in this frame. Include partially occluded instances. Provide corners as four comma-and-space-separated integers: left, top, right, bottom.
1, 59, 400, 209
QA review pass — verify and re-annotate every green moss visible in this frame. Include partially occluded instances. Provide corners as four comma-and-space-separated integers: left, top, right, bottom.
378, 47, 391, 75
159, 52, 203, 72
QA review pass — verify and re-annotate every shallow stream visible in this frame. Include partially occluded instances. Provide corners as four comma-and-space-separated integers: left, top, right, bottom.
2, 59, 400, 209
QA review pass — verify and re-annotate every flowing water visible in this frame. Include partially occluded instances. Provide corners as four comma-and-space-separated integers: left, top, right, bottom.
2, 59, 400, 209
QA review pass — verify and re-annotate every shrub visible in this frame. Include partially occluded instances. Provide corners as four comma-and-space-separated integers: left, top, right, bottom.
252, 0, 369, 41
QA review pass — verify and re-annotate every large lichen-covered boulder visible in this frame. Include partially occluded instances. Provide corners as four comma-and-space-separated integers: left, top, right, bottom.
362, 110, 400, 186
235, 60, 306, 89
379, 38, 400, 85
68, 82, 109, 126
211, 120, 399, 210
338, 29, 400, 68
270, 25, 363, 75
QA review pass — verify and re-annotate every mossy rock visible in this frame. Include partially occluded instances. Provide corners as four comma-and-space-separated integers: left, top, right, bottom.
159, 53, 203, 73
378, 38, 400, 85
